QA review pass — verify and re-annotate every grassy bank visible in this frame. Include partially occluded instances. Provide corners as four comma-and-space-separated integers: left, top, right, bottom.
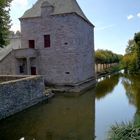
107, 123, 140, 140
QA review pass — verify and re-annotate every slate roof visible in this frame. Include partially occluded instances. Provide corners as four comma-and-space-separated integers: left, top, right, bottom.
21, 0, 92, 25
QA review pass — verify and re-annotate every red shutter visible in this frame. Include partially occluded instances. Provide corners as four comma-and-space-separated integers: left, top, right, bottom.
44, 35, 50, 48
29, 40, 35, 48
31, 67, 36, 75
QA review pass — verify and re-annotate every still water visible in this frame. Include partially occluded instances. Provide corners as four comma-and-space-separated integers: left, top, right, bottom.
0, 72, 140, 140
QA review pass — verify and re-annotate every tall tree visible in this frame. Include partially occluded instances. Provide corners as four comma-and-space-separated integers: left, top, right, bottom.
122, 32, 140, 73
125, 39, 135, 54
134, 32, 140, 70
0, 0, 12, 48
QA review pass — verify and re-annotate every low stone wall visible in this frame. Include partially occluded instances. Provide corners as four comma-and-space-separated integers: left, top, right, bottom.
0, 75, 28, 83
0, 75, 46, 120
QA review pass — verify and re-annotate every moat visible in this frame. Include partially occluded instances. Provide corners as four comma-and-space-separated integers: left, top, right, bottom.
0, 71, 140, 140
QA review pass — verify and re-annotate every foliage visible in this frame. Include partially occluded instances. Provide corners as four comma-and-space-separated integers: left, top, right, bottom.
0, 0, 12, 48
125, 39, 135, 54
105, 65, 122, 73
121, 32, 140, 73
107, 122, 140, 140
121, 53, 137, 73
134, 32, 140, 70
95, 49, 122, 64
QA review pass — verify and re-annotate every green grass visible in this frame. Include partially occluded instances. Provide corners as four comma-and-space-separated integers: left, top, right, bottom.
107, 123, 140, 140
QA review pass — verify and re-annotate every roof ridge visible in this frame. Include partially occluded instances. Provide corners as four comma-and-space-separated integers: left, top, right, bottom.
20, 0, 93, 25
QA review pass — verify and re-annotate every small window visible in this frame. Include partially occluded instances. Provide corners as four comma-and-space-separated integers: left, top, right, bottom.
31, 67, 36, 75
65, 72, 70, 74
44, 35, 50, 48
29, 40, 35, 48
19, 66, 24, 73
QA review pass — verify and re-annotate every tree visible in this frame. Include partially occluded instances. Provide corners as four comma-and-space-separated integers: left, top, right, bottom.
134, 32, 140, 70
125, 39, 135, 54
95, 49, 122, 65
95, 49, 122, 72
122, 32, 140, 73
0, 0, 12, 48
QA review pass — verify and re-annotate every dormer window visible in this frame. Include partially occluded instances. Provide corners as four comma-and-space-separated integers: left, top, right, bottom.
29, 40, 35, 48
44, 35, 50, 48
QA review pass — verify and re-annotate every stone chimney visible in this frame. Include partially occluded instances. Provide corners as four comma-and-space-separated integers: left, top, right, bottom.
41, 1, 54, 17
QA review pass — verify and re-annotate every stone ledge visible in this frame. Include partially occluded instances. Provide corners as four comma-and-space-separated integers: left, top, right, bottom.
0, 75, 42, 84
48, 78, 97, 93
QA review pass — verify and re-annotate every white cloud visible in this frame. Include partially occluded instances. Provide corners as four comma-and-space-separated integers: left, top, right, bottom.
10, 23, 20, 32
137, 13, 140, 18
11, 0, 28, 7
127, 14, 134, 20
95, 24, 115, 31
10, 0, 30, 32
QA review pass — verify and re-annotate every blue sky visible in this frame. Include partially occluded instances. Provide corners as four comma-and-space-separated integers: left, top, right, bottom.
10, 0, 140, 54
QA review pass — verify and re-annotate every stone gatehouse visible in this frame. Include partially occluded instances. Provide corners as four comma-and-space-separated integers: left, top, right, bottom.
0, 0, 95, 89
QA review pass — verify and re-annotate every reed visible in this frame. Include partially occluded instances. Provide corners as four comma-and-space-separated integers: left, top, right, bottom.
107, 122, 140, 140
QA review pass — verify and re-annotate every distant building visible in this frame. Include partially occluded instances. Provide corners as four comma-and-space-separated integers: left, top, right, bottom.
0, 0, 96, 91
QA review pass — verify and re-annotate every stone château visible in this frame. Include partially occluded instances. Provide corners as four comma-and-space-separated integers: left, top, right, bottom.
0, 0, 96, 92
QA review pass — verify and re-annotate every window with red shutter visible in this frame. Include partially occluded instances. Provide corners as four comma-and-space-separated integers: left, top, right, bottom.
31, 67, 36, 75
44, 35, 50, 48
29, 40, 35, 48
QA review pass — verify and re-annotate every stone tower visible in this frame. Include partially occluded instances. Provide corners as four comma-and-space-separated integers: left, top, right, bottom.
19, 0, 96, 91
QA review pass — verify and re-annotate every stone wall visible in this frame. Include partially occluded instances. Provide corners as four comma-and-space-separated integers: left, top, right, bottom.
20, 13, 95, 85
0, 76, 46, 120
8, 35, 21, 49
0, 75, 27, 83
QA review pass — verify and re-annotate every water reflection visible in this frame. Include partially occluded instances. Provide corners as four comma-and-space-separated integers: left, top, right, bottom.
95, 72, 136, 140
0, 91, 95, 140
1, 72, 140, 140
96, 74, 120, 100
122, 74, 140, 124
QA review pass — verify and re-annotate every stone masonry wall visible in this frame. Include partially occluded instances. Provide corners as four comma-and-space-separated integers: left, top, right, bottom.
0, 75, 28, 83
0, 76, 46, 120
20, 13, 95, 85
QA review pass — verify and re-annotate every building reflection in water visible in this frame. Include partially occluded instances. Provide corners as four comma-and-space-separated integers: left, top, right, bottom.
0, 90, 95, 140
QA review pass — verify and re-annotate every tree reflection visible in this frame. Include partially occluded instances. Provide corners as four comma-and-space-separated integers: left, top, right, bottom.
96, 74, 120, 100
122, 74, 140, 124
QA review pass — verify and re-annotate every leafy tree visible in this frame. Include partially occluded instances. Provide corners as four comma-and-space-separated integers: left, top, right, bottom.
125, 39, 135, 54
95, 49, 122, 72
134, 32, 140, 70
95, 49, 122, 64
0, 0, 12, 48
122, 32, 140, 73
95, 50, 106, 64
